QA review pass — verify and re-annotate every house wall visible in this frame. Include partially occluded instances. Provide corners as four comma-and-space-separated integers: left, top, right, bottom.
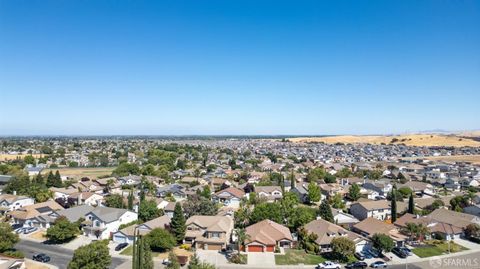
1, 198, 35, 211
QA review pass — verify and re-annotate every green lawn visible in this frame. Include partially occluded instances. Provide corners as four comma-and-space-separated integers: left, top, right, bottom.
412, 241, 468, 258
275, 249, 326, 265
120, 245, 133, 255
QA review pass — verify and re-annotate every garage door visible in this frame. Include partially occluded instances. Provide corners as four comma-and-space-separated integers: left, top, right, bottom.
206, 244, 222, 251
248, 245, 263, 252
266, 246, 274, 252
113, 235, 126, 243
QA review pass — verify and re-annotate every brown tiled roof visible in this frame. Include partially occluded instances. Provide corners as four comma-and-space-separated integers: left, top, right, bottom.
8, 200, 63, 220
214, 187, 245, 198
186, 215, 233, 233
245, 219, 292, 245
304, 219, 365, 246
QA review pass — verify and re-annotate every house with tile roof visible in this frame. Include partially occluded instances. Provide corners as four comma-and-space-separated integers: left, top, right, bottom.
212, 187, 245, 208
8, 200, 64, 228
353, 217, 408, 247
244, 219, 293, 252
350, 200, 407, 221
303, 219, 370, 253
185, 215, 233, 250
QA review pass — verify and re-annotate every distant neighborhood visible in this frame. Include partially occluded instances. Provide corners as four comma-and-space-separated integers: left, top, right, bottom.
1, 137, 480, 269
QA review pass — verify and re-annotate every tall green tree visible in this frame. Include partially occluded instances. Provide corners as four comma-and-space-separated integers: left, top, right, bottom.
46, 216, 80, 243
139, 199, 162, 222
68, 240, 111, 269
171, 203, 186, 243
54, 170, 62, 187
371, 233, 395, 254
105, 194, 125, 208
331, 237, 355, 262
408, 193, 415, 214
307, 182, 321, 204
391, 187, 398, 222
127, 190, 134, 210
348, 183, 361, 201
319, 200, 334, 223
0, 222, 19, 253
46, 171, 56, 187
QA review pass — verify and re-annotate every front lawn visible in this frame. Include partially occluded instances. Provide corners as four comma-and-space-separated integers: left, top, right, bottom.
275, 249, 326, 265
412, 240, 468, 258
120, 245, 133, 255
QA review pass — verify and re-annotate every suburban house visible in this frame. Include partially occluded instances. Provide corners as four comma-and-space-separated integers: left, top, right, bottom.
24, 165, 43, 176
119, 175, 142, 186
319, 183, 345, 199
113, 215, 171, 244
185, 215, 234, 250
399, 181, 436, 196
362, 180, 393, 196
157, 184, 187, 201
291, 184, 309, 203
303, 219, 369, 253
8, 200, 64, 228
464, 204, 480, 217
50, 187, 78, 199
332, 209, 360, 229
350, 200, 407, 221
51, 204, 94, 222
212, 187, 245, 208
394, 213, 463, 241
0, 175, 14, 193
0, 194, 35, 213
353, 217, 407, 247
68, 192, 104, 206
254, 186, 283, 202
244, 219, 293, 252
83, 207, 138, 240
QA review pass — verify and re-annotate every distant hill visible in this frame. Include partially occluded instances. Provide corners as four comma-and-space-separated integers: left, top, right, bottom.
289, 133, 480, 147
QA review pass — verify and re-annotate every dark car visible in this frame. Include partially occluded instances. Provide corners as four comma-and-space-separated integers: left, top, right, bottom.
346, 261, 368, 269
33, 253, 51, 263
392, 247, 408, 258
400, 247, 412, 256
354, 252, 365, 261
115, 243, 128, 251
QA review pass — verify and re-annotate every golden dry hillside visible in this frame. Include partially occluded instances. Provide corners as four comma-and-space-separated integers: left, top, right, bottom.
0, 153, 45, 161
289, 134, 480, 147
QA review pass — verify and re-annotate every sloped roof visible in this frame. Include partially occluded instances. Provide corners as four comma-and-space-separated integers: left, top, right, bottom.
245, 219, 292, 245
304, 219, 366, 245
214, 187, 245, 199
88, 207, 131, 223
186, 215, 233, 233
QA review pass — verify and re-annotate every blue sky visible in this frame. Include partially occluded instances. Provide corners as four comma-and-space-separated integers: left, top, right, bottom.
0, 0, 479, 135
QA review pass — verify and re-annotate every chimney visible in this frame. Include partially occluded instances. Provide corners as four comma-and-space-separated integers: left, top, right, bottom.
78, 193, 83, 205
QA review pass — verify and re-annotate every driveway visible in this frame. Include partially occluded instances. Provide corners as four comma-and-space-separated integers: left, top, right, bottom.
62, 235, 93, 250
196, 250, 229, 267
247, 252, 275, 267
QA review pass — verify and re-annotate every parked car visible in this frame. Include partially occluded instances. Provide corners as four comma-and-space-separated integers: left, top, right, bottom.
354, 252, 365, 261
368, 249, 380, 258
33, 253, 51, 263
346, 261, 368, 269
317, 261, 341, 269
362, 250, 373, 259
11, 224, 22, 230
370, 261, 387, 268
14, 227, 24, 234
392, 247, 408, 258
400, 247, 412, 256
115, 243, 128, 251
162, 259, 170, 265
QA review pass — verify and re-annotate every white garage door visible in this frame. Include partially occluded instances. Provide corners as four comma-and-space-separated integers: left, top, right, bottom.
113, 235, 127, 243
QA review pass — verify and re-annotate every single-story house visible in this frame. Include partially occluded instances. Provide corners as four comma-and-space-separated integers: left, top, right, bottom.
244, 219, 293, 252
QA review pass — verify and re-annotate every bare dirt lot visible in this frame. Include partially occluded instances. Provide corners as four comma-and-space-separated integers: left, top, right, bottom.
41, 167, 115, 179
289, 134, 480, 147
0, 154, 45, 161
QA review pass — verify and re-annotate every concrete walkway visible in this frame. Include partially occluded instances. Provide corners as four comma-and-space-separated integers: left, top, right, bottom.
247, 252, 275, 267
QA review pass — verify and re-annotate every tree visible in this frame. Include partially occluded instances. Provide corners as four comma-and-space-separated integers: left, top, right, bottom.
235, 228, 249, 255
33, 173, 45, 185
112, 163, 141, 177
127, 190, 134, 210
329, 193, 346, 209
24, 155, 35, 165
200, 185, 212, 199
146, 228, 176, 252
132, 229, 153, 269
54, 170, 62, 187
391, 187, 398, 222
319, 200, 334, 223
287, 206, 317, 230
408, 193, 415, 214
250, 202, 283, 224
348, 183, 361, 201
139, 199, 162, 222
331, 237, 355, 262
68, 240, 111, 269
306, 167, 326, 182
171, 203, 186, 243
307, 182, 321, 204
46, 171, 56, 187
166, 251, 180, 269
464, 224, 480, 239
183, 195, 218, 218
0, 222, 19, 253
105, 194, 125, 208
46, 216, 80, 243
371, 233, 395, 254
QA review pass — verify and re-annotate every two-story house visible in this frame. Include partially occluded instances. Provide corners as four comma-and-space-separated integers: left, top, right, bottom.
157, 184, 187, 201
113, 215, 171, 244
83, 207, 138, 240
0, 194, 35, 213
350, 200, 407, 221
8, 200, 64, 228
212, 187, 245, 208
254, 186, 283, 202
185, 215, 233, 250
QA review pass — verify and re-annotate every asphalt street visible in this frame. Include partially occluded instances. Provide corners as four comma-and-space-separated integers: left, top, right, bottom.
15, 240, 127, 269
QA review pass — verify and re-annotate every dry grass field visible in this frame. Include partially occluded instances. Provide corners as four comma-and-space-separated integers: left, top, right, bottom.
41, 167, 115, 179
0, 153, 45, 161
289, 134, 480, 147
403, 154, 480, 165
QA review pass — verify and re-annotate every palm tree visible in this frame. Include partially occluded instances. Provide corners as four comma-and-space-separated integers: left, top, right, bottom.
403, 223, 418, 241
235, 228, 250, 255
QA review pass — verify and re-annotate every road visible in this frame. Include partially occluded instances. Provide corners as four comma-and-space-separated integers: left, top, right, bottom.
15, 240, 127, 269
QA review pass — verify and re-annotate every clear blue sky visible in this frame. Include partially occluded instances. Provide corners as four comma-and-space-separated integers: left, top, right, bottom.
1, 0, 479, 135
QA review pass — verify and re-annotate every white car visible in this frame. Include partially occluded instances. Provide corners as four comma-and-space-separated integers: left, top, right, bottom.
317, 261, 341, 269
